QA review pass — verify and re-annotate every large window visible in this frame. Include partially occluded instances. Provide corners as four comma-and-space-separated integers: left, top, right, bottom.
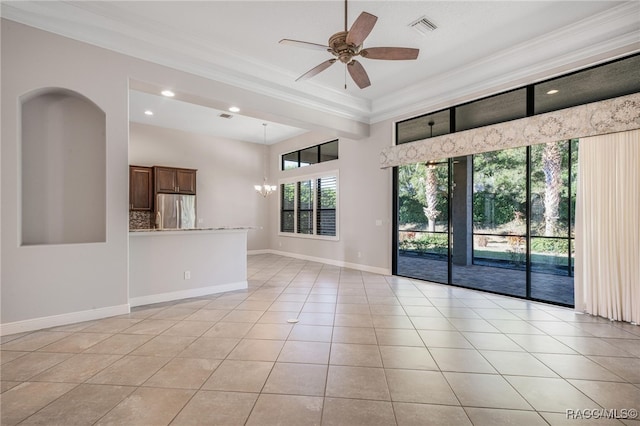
280, 173, 338, 238
282, 140, 339, 170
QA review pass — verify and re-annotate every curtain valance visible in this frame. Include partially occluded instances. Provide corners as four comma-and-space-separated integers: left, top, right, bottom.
380, 92, 640, 168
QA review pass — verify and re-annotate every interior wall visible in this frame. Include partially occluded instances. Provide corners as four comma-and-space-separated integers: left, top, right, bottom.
1, 20, 130, 328
129, 123, 269, 250
268, 123, 393, 273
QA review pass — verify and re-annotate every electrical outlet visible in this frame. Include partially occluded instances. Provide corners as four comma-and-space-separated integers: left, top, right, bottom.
184, 271, 191, 280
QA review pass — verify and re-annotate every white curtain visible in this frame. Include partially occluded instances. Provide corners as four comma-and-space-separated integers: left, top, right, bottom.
575, 129, 640, 323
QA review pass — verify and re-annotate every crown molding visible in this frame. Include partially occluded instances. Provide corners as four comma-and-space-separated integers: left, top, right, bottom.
370, 2, 640, 123
0, 1, 373, 122
3, 1, 637, 127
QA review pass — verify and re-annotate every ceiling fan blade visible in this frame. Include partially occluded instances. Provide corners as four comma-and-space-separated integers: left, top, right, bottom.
296, 59, 337, 82
347, 60, 371, 89
279, 39, 330, 51
360, 47, 419, 60
346, 12, 378, 46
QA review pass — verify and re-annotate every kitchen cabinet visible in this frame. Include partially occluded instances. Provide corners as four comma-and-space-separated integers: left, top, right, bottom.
129, 166, 153, 211
154, 166, 197, 194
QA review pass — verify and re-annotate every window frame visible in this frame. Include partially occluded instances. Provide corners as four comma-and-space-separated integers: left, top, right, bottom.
281, 139, 339, 170
278, 170, 339, 241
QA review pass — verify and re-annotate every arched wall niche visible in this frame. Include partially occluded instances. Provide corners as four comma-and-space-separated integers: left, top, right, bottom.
20, 87, 106, 245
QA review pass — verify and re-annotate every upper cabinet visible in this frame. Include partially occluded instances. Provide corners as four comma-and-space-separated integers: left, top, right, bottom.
154, 166, 197, 194
129, 166, 153, 211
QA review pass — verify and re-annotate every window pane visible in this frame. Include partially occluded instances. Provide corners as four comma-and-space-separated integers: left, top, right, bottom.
530, 236, 570, 272
283, 152, 299, 170
456, 89, 527, 132
280, 182, 295, 233
397, 110, 450, 144
530, 140, 570, 238
473, 146, 527, 235
298, 180, 313, 210
317, 176, 336, 209
297, 180, 313, 234
535, 55, 640, 114
300, 146, 318, 167
281, 211, 294, 233
471, 235, 526, 271
319, 140, 339, 162
298, 211, 313, 234
317, 176, 337, 236
281, 183, 295, 210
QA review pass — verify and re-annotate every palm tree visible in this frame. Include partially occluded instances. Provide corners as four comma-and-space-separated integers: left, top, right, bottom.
542, 141, 563, 236
423, 164, 439, 232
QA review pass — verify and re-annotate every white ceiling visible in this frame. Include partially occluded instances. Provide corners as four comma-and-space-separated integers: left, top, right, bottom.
129, 90, 307, 144
3, 1, 639, 142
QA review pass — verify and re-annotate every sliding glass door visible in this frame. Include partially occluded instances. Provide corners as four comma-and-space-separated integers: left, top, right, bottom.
455, 147, 528, 298
529, 140, 578, 305
396, 161, 449, 283
394, 141, 577, 306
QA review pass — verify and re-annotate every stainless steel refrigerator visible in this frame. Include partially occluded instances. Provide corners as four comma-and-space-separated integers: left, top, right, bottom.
156, 194, 197, 229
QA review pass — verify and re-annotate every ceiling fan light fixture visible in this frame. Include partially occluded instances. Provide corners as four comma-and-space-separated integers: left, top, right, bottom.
409, 16, 437, 36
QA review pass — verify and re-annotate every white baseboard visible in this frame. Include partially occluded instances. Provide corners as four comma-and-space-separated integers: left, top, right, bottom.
129, 281, 248, 307
0, 304, 130, 337
248, 249, 271, 255
265, 249, 391, 275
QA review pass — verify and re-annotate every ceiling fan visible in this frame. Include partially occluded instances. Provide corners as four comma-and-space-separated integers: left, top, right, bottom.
279, 0, 420, 89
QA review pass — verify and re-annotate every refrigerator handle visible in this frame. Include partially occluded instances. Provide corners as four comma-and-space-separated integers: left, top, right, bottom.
176, 199, 181, 229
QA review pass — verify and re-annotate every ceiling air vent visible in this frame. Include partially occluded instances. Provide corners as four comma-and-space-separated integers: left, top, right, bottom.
409, 16, 437, 35
218, 113, 233, 119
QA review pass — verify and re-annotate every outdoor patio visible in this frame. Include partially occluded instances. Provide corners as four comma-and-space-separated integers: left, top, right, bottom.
398, 254, 575, 306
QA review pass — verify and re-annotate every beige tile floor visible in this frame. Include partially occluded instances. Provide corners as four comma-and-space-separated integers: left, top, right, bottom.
2, 253, 640, 425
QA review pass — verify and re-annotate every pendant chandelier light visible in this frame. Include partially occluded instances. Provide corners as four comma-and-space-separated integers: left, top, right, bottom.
254, 123, 277, 197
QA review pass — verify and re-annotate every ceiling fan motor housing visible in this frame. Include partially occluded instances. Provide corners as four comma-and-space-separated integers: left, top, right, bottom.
329, 31, 359, 63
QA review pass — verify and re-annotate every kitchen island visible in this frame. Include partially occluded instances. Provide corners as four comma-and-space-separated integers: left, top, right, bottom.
129, 227, 251, 307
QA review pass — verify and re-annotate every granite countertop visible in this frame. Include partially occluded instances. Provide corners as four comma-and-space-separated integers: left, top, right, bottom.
129, 226, 256, 233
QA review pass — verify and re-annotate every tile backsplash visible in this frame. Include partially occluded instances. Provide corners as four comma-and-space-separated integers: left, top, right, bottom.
129, 211, 153, 230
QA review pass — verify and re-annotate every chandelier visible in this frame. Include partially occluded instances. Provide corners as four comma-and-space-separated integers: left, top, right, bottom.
254, 123, 277, 197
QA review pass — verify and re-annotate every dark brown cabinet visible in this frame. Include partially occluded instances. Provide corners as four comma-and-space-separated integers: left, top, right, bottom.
129, 166, 153, 211
154, 166, 197, 194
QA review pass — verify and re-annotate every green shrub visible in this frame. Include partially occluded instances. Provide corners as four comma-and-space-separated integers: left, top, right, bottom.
531, 238, 569, 254
399, 233, 448, 255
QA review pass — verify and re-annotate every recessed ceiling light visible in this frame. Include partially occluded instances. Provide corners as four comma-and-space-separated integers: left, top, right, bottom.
144, 110, 154, 116
546, 89, 559, 95
229, 106, 240, 113
161, 90, 175, 97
